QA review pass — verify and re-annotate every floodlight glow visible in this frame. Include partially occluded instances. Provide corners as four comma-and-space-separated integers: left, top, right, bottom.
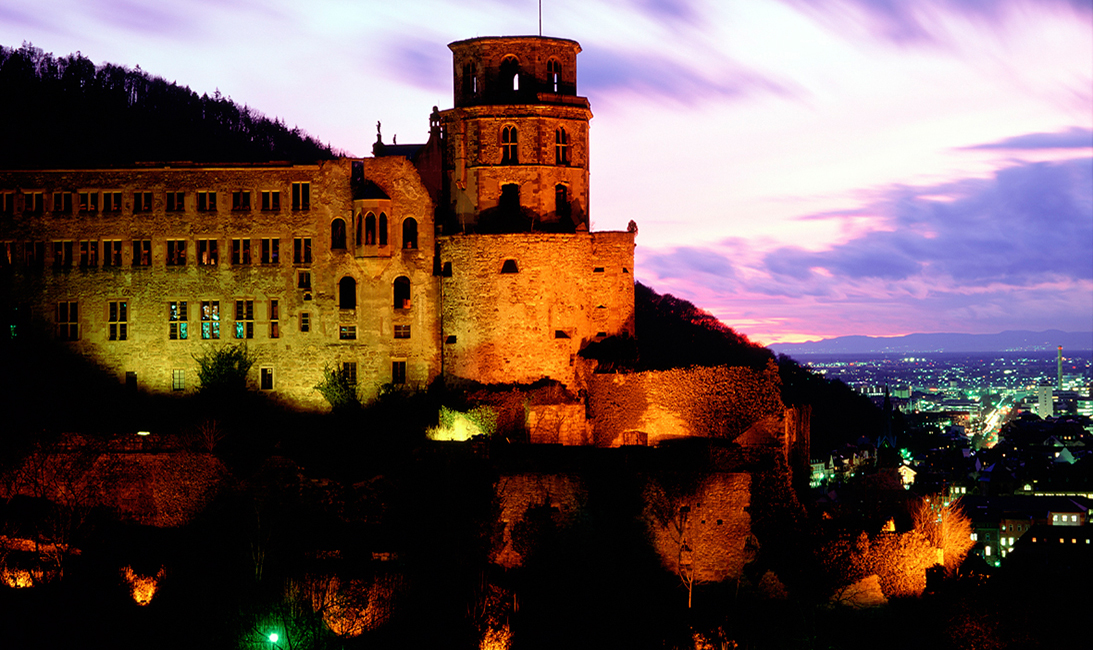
269, 633, 278, 643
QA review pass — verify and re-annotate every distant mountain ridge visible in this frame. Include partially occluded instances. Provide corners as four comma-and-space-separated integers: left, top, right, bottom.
768, 330, 1093, 355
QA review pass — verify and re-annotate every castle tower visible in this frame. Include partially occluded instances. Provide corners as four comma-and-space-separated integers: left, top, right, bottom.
439, 37, 592, 233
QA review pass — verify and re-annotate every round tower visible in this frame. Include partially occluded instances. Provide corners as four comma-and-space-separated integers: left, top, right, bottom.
439, 36, 592, 233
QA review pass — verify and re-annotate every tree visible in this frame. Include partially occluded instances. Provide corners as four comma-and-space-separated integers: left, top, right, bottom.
194, 343, 257, 396
313, 365, 361, 413
914, 495, 974, 575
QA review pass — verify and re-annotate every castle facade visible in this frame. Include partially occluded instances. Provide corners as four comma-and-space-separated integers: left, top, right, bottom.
0, 36, 636, 409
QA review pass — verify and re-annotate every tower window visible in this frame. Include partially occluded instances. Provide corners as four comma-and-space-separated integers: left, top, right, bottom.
393, 276, 411, 309
547, 59, 561, 93
339, 277, 357, 309
379, 213, 388, 246
501, 126, 518, 164
331, 218, 347, 250
555, 184, 571, 220
402, 218, 418, 249
365, 213, 376, 245
500, 259, 519, 274
501, 55, 520, 92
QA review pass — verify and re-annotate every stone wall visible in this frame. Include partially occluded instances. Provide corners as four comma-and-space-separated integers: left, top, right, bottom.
526, 403, 590, 446
492, 473, 586, 568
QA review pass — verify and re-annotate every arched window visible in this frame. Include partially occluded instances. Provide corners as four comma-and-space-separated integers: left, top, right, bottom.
555, 184, 571, 219
393, 276, 411, 309
355, 213, 363, 246
402, 217, 418, 249
501, 55, 520, 92
462, 62, 474, 95
365, 212, 377, 245
501, 126, 518, 164
555, 128, 568, 165
338, 276, 356, 309
547, 59, 560, 93
379, 213, 388, 246
331, 218, 347, 250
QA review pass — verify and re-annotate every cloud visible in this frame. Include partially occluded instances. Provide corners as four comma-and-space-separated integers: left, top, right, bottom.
961, 126, 1093, 150
380, 36, 450, 93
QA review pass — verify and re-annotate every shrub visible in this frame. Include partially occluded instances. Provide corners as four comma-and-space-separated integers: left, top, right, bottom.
194, 344, 257, 395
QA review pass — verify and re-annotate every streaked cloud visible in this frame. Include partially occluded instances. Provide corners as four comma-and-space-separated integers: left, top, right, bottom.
961, 126, 1093, 150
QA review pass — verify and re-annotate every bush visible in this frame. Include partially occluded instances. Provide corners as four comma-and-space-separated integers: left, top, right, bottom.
194, 344, 257, 395
314, 366, 361, 412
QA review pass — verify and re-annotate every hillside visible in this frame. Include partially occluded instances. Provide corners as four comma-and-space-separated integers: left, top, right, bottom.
0, 44, 335, 168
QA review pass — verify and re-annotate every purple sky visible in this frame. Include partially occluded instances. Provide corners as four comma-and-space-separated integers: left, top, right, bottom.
3, 0, 1091, 344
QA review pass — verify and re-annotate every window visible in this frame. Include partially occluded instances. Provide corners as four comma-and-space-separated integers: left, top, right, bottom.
198, 239, 218, 265
261, 238, 279, 264
197, 191, 217, 211
501, 55, 519, 92
365, 213, 377, 245
292, 182, 310, 210
392, 361, 406, 385
394, 324, 411, 339
293, 237, 312, 264
339, 277, 356, 309
260, 367, 274, 390
339, 325, 357, 340
166, 191, 184, 212
23, 192, 43, 214
556, 184, 571, 220
461, 62, 475, 95
103, 191, 122, 212
297, 270, 312, 289
1, 192, 14, 214
52, 241, 74, 269
547, 58, 561, 93
501, 126, 518, 164
234, 300, 254, 339
57, 301, 79, 340
231, 190, 251, 211
167, 240, 186, 266
593, 266, 604, 273
342, 362, 357, 385
103, 240, 123, 267
500, 259, 519, 274
53, 192, 72, 214
261, 190, 280, 211
300, 312, 310, 333
269, 299, 280, 338
24, 241, 45, 268
379, 213, 388, 246
445, 335, 457, 344
331, 218, 347, 250
79, 240, 98, 268
402, 218, 418, 249
393, 276, 411, 309
201, 301, 220, 339
555, 330, 570, 339
555, 127, 569, 165
133, 192, 153, 212
231, 238, 251, 265
441, 261, 452, 277
78, 191, 98, 213
133, 239, 151, 267
500, 183, 520, 216
172, 369, 185, 391
169, 301, 188, 340
109, 301, 128, 341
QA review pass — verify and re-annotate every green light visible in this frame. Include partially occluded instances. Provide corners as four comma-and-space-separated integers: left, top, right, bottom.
269, 633, 279, 643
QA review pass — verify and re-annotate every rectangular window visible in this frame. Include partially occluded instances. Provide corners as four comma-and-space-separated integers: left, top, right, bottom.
269, 299, 279, 338
24, 241, 45, 268
261, 190, 280, 211
201, 300, 220, 339
0, 192, 14, 214
132, 239, 152, 267
103, 240, 123, 267
102, 191, 122, 212
52, 241, 74, 269
292, 182, 310, 210
392, 361, 406, 385
57, 301, 79, 340
23, 192, 43, 214
394, 324, 411, 339
78, 191, 98, 213
297, 270, 311, 289
198, 239, 218, 266
133, 192, 153, 212
166, 191, 184, 212
260, 367, 274, 390
172, 369, 185, 391
339, 325, 356, 340
300, 312, 310, 333
231, 190, 251, 211
169, 301, 188, 340
231, 238, 252, 265
166, 239, 187, 266
234, 299, 254, 339
53, 192, 72, 215
261, 238, 279, 264
293, 237, 312, 264
109, 301, 128, 341
342, 362, 357, 385
197, 191, 217, 212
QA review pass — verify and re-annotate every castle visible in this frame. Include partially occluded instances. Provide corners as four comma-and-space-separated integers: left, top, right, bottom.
0, 36, 636, 409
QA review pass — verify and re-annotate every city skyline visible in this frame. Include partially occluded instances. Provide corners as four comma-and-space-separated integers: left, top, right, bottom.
2, 0, 1090, 344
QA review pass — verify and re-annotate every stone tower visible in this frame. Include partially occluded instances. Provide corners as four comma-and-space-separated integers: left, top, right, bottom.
439, 36, 592, 233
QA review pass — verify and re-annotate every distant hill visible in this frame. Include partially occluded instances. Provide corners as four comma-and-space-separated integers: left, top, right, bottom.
0, 43, 335, 168
769, 330, 1093, 355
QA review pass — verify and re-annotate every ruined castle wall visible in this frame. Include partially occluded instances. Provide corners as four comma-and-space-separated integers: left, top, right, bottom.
587, 364, 784, 447
492, 472, 586, 568
0, 157, 440, 408
439, 231, 635, 388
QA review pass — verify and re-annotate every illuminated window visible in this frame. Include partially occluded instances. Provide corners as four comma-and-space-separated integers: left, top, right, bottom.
260, 367, 274, 390
261, 190, 280, 211
166, 191, 184, 211
56, 301, 79, 340
231, 190, 251, 211
108, 301, 128, 341
555, 127, 568, 165
392, 360, 406, 385
269, 299, 279, 339
300, 312, 310, 333
169, 301, 188, 340
402, 218, 418, 249
102, 191, 122, 212
292, 182, 310, 210
232, 238, 251, 265
261, 238, 279, 264
133, 191, 153, 213
293, 237, 311, 264
234, 300, 254, 339
197, 191, 217, 211
198, 239, 218, 266
339, 325, 356, 340
52, 241, 74, 269
501, 126, 518, 164
394, 324, 411, 339
79, 240, 98, 267
547, 58, 560, 93
201, 301, 220, 339
132, 239, 151, 267
172, 369, 185, 391
166, 240, 186, 266
103, 240, 123, 267
970, 533, 977, 541
331, 218, 347, 250
53, 192, 72, 214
